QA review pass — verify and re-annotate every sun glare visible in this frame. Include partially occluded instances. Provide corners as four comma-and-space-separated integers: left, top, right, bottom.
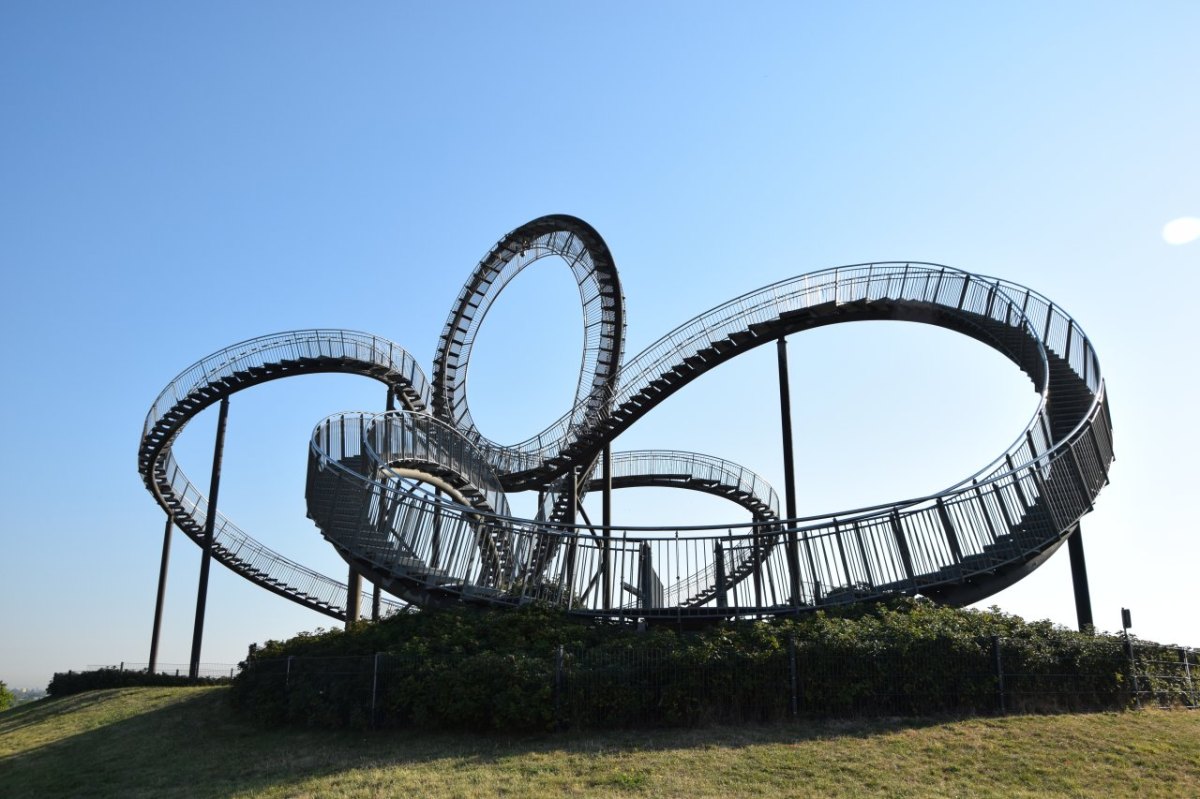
1162, 216, 1200, 245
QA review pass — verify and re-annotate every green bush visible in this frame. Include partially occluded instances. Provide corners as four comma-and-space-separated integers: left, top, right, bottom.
231, 599, 1177, 732
46, 668, 230, 697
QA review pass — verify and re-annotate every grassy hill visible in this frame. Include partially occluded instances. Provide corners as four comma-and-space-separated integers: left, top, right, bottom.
1, 687, 1197, 798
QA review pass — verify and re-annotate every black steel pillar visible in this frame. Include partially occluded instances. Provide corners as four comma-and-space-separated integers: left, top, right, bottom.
346, 567, 362, 629
602, 444, 612, 610
374, 390, 389, 625
777, 338, 803, 606
431, 488, 442, 569
564, 467, 580, 607
638, 541, 654, 612
714, 540, 728, 609
1067, 524, 1093, 631
189, 396, 230, 680
148, 515, 174, 674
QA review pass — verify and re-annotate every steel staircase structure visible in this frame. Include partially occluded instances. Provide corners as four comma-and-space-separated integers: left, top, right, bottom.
140, 216, 1113, 625
138, 330, 428, 621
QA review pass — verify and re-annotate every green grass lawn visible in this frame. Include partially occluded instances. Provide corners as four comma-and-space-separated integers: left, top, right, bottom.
1, 687, 1197, 798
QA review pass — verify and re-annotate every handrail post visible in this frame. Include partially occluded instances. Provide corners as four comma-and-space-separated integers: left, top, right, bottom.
788, 636, 799, 718
852, 520, 873, 587
889, 509, 916, 584
371, 652, 381, 728
1125, 632, 1142, 709
992, 635, 1005, 714
935, 498, 964, 565
189, 396, 229, 680
1180, 648, 1196, 708
554, 644, 565, 731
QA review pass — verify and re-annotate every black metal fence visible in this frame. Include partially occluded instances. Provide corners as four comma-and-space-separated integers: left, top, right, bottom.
88, 662, 239, 679
233, 639, 1197, 731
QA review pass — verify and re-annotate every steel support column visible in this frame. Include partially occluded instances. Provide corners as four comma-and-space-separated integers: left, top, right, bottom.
777, 338, 804, 605
431, 488, 442, 569
564, 467, 580, 607
1067, 524, 1094, 631
346, 567, 362, 629
189, 396, 229, 680
714, 540, 728, 609
602, 444, 613, 611
148, 515, 174, 673
371, 582, 381, 621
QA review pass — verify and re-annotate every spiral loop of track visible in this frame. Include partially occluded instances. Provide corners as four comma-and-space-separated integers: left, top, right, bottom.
139, 217, 1113, 621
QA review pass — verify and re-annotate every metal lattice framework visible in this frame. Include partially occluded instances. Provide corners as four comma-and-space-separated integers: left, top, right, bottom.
139, 215, 1113, 623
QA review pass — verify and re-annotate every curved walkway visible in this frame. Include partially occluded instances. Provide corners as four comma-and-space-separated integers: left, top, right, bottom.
140, 218, 1114, 622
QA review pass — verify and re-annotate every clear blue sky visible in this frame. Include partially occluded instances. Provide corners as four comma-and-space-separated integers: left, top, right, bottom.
2, 2, 1197, 689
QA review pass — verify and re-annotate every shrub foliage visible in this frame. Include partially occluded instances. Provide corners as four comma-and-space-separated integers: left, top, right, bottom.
47, 668, 230, 697
230, 598, 1186, 731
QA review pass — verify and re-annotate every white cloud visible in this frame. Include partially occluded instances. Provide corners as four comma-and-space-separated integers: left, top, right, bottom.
1163, 217, 1200, 245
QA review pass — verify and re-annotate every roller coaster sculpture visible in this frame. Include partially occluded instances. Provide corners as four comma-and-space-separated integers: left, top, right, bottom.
139, 215, 1114, 628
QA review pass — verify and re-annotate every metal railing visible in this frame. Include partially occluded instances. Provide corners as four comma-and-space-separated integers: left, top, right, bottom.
306, 392, 1110, 616
432, 216, 624, 467
602, 450, 780, 518
88, 661, 241, 680
139, 330, 427, 619
140, 250, 1112, 624
302, 263, 1110, 618
465, 264, 1096, 483
142, 329, 431, 444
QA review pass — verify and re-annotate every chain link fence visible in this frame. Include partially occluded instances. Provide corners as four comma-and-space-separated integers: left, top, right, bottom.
87, 662, 240, 679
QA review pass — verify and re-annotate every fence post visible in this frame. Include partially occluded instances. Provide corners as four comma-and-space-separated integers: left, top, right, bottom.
1181, 649, 1196, 708
286, 655, 294, 689
1125, 637, 1141, 709
991, 636, 1005, 714
788, 636, 798, 719
554, 645, 564, 731
371, 653, 381, 729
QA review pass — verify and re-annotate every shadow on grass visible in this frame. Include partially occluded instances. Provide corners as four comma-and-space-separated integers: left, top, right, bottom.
0, 686, 971, 799
0, 691, 129, 736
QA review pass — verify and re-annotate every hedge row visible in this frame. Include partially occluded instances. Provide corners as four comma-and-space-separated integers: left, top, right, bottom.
47, 668, 231, 697
228, 599, 1184, 731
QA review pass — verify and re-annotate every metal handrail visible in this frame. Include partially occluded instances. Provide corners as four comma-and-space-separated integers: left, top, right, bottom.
308, 387, 1110, 614
602, 450, 780, 519
142, 329, 432, 442
299, 262, 1109, 617
457, 264, 1079, 493
140, 228, 1112, 622
139, 331, 426, 620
